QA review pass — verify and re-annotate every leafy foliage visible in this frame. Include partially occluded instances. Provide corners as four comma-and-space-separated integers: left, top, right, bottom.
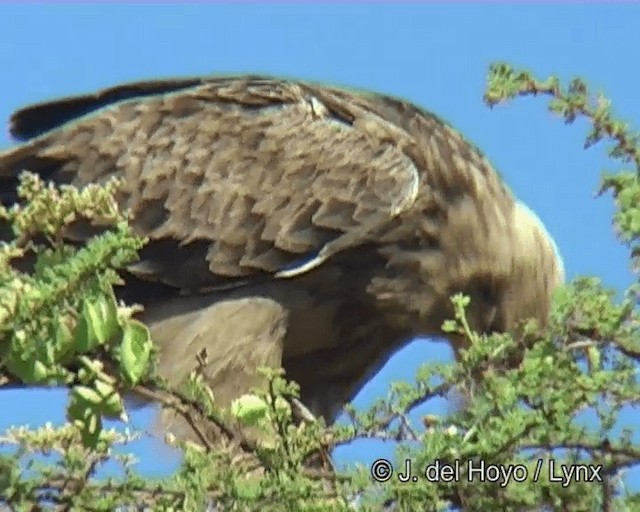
0, 64, 638, 511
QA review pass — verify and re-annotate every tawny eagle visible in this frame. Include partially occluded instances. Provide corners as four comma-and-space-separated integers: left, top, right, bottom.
0, 76, 564, 434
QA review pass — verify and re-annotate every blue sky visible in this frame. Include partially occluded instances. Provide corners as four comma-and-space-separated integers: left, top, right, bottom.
0, 2, 638, 492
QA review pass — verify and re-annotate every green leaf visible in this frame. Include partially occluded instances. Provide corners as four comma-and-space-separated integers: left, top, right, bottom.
73, 385, 103, 406
0, 456, 19, 495
68, 386, 104, 448
119, 319, 152, 386
54, 314, 76, 363
74, 310, 98, 353
231, 394, 269, 426
78, 410, 102, 448
85, 294, 120, 345
74, 293, 120, 353
6, 355, 49, 385
441, 319, 458, 333
95, 379, 125, 419
587, 346, 601, 371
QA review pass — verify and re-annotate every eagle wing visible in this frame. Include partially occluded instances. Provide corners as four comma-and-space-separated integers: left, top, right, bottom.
1, 77, 422, 293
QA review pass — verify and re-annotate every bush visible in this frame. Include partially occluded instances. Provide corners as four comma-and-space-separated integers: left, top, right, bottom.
0, 63, 638, 511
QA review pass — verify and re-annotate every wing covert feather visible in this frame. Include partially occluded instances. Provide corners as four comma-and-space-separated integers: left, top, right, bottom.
0, 78, 421, 291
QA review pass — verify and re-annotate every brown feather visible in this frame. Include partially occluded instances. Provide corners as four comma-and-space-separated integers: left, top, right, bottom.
0, 76, 564, 441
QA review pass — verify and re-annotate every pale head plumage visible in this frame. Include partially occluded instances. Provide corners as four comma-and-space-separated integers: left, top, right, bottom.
513, 200, 565, 287
505, 200, 565, 331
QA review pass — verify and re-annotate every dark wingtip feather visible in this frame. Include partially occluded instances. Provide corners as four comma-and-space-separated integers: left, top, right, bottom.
9, 77, 207, 141
9, 97, 93, 141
